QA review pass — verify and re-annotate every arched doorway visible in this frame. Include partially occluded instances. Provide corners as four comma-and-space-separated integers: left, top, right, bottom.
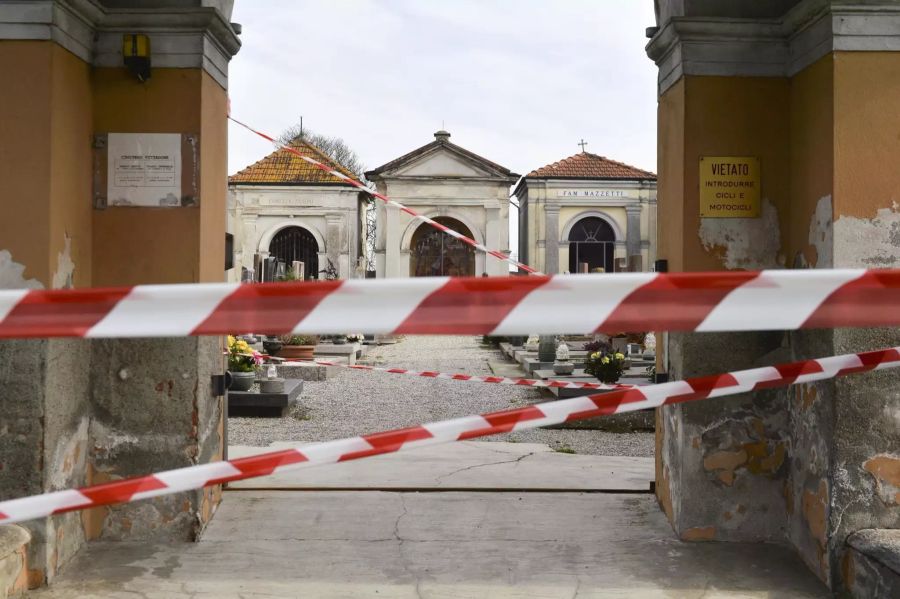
410, 217, 476, 277
269, 226, 319, 280
568, 216, 616, 273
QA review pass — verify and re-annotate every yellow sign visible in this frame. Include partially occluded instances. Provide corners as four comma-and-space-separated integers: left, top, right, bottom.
699, 156, 760, 218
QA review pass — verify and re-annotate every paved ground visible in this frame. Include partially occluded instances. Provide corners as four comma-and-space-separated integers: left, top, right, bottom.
229, 336, 655, 456
35, 490, 828, 598
226, 441, 655, 491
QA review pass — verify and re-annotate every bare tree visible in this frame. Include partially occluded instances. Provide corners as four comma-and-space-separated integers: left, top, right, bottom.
277, 123, 367, 182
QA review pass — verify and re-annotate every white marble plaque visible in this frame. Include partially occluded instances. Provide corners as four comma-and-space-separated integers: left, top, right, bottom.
107, 133, 181, 206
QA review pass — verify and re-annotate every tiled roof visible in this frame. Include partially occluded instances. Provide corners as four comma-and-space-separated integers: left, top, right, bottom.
229, 139, 357, 185
526, 152, 656, 180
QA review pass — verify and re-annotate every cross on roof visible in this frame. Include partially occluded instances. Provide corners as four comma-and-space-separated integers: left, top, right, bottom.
578, 139, 588, 152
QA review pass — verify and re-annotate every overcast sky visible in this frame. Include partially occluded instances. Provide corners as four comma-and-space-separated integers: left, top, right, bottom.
227, 1, 659, 179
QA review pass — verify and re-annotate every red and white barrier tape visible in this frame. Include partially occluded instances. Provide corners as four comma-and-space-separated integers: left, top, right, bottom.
1, 345, 897, 524
229, 117, 540, 275
3, 269, 900, 339
283, 359, 632, 391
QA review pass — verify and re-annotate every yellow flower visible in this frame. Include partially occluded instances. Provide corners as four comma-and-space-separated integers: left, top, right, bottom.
227, 335, 236, 347
615, 353, 625, 360
591, 352, 600, 359
602, 357, 610, 364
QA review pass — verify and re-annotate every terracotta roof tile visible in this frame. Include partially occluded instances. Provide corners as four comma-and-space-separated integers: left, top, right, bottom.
526, 152, 656, 180
229, 139, 356, 185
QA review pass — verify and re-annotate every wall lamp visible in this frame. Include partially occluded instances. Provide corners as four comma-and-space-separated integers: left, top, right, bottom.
123, 34, 151, 82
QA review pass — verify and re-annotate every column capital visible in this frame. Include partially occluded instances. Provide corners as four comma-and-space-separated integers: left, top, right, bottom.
646, 0, 900, 95
0, 0, 241, 88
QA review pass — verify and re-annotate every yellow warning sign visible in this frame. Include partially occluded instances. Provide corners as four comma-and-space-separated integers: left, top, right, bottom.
699, 156, 760, 218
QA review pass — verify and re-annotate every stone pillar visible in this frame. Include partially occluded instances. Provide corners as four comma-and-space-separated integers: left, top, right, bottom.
484, 203, 504, 276
325, 213, 342, 278
625, 205, 642, 258
0, 1, 239, 586
544, 204, 560, 274
647, 0, 900, 592
384, 203, 402, 278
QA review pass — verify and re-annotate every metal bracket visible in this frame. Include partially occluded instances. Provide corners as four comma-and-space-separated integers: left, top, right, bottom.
211, 374, 228, 397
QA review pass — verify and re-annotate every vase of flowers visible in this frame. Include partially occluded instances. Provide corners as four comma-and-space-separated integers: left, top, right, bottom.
277, 334, 319, 360
227, 335, 263, 391
584, 345, 627, 384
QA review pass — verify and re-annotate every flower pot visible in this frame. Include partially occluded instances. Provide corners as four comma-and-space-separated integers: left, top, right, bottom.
228, 371, 256, 392
278, 344, 316, 360
262, 340, 283, 356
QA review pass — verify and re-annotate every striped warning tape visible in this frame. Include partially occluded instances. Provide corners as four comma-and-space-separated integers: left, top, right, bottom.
229, 117, 540, 275
280, 359, 633, 391
1, 345, 896, 524
2, 269, 900, 339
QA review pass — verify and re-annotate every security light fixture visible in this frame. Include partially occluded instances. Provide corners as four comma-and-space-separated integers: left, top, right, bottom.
123, 34, 151, 82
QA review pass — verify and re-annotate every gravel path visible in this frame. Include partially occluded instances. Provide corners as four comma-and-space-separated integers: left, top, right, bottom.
228, 336, 654, 456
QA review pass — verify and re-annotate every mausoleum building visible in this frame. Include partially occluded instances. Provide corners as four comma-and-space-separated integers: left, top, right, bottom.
227, 140, 366, 281
366, 131, 519, 278
514, 152, 657, 273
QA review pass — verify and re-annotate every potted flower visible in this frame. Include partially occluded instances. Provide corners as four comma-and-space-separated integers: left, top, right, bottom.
584, 347, 627, 384
227, 335, 262, 391
277, 334, 319, 360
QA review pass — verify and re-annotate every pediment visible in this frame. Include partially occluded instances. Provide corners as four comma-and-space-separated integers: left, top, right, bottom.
394, 148, 496, 178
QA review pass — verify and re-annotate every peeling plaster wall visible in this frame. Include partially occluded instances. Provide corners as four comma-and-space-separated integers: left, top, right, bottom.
87, 337, 224, 541
0, 251, 43, 290
699, 198, 784, 269
833, 206, 900, 268
51, 235, 75, 290
806, 197, 833, 269
663, 332, 791, 542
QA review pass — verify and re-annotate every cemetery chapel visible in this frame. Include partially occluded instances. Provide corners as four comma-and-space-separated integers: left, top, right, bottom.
228, 131, 657, 278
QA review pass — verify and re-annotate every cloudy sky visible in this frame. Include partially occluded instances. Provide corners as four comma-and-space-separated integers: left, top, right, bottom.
227, 1, 659, 179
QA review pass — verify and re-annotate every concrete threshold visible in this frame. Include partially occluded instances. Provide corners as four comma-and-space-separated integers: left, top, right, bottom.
226, 441, 654, 492
34, 491, 829, 598
224, 485, 654, 493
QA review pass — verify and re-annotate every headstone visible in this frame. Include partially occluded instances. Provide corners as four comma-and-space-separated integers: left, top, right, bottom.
538, 335, 557, 362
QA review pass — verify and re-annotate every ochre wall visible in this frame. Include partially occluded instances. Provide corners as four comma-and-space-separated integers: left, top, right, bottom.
656, 78, 685, 272
91, 69, 204, 286
199, 71, 228, 283
788, 55, 834, 268
834, 52, 900, 219
682, 76, 791, 271
49, 44, 94, 288
0, 41, 54, 285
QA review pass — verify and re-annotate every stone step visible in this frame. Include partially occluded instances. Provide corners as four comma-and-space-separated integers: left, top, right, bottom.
0, 525, 30, 599
845, 529, 900, 598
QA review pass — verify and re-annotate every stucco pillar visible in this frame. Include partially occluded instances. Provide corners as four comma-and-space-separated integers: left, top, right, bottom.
544, 204, 560, 274
625, 205, 642, 258
648, 1, 900, 592
0, 2, 240, 586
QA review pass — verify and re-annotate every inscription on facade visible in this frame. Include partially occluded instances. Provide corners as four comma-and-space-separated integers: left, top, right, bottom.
261, 197, 320, 206
557, 190, 626, 198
